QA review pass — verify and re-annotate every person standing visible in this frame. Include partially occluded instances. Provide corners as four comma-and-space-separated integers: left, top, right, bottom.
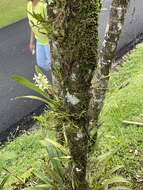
27, 0, 52, 81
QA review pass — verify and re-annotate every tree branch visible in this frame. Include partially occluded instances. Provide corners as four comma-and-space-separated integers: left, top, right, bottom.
88, 0, 131, 141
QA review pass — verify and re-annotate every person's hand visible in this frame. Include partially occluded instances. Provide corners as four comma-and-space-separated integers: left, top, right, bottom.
29, 42, 35, 55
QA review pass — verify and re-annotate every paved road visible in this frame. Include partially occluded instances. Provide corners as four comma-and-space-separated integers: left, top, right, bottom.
99, 0, 143, 52
0, 19, 41, 137
0, 0, 143, 137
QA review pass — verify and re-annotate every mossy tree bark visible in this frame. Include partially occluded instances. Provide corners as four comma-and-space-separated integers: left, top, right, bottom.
46, 0, 100, 189
45, 0, 130, 189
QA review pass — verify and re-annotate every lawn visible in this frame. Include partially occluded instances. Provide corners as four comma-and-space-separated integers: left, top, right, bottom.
0, 0, 27, 28
98, 44, 143, 188
1, 43, 143, 189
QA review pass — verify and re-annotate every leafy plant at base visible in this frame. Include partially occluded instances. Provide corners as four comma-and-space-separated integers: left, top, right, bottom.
11, 67, 131, 190
20, 134, 69, 190
88, 151, 131, 190
0, 151, 16, 189
1, 134, 68, 190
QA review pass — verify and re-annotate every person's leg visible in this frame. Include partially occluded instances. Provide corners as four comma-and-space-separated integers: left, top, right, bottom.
36, 41, 45, 69
44, 43, 51, 71
43, 43, 52, 82
36, 41, 52, 82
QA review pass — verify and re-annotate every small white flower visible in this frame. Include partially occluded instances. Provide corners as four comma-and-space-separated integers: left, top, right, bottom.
33, 73, 50, 91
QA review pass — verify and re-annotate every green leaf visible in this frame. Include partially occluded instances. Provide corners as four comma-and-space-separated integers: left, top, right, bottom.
94, 151, 116, 181
32, 184, 52, 189
11, 75, 49, 100
0, 175, 10, 190
16, 96, 50, 105
41, 138, 68, 155
34, 164, 62, 187
22, 185, 51, 190
53, 156, 71, 160
110, 165, 124, 175
11, 74, 58, 109
33, 172, 53, 186
103, 176, 130, 187
108, 186, 131, 190
20, 168, 33, 182
40, 134, 67, 180
44, 138, 64, 180
49, 152, 63, 176
96, 150, 115, 163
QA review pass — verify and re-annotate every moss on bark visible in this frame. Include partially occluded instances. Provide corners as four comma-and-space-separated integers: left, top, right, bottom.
47, 0, 101, 189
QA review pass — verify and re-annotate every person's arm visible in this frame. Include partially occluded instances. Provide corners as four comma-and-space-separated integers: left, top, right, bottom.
29, 30, 35, 54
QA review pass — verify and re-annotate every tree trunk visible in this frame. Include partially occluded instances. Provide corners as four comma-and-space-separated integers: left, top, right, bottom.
47, 0, 101, 189
61, 1, 101, 189
46, 0, 130, 189
88, 0, 130, 146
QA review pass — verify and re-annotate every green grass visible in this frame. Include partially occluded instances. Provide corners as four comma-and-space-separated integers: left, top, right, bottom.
0, 128, 47, 189
98, 43, 143, 186
0, 0, 26, 28
1, 43, 143, 189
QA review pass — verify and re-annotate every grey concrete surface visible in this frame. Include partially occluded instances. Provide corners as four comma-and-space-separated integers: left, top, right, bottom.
0, 0, 143, 136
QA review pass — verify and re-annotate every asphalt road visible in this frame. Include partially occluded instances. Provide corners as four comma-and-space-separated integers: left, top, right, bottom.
0, 0, 143, 137
0, 19, 41, 137
99, 0, 143, 52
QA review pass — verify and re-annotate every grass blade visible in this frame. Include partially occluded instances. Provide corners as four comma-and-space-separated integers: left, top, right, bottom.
0, 175, 10, 190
